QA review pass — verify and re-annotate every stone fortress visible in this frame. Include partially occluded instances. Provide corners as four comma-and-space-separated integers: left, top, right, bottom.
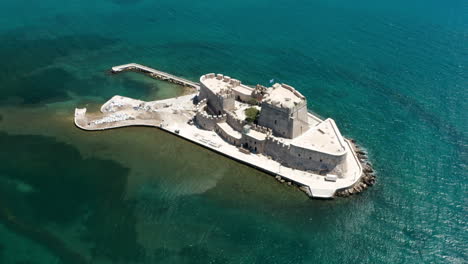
75, 63, 375, 198
196, 73, 348, 176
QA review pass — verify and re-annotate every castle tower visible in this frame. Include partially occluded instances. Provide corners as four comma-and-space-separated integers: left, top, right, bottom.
199, 73, 235, 115
258, 83, 309, 139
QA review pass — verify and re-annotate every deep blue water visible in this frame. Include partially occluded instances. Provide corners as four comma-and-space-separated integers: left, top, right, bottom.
0, 0, 466, 263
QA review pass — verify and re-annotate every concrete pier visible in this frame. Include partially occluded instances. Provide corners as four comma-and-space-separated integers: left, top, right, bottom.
111, 63, 199, 89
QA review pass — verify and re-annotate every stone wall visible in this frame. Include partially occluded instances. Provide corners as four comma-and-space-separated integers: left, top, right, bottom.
263, 135, 347, 173
215, 123, 241, 146
290, 106, 310, 138
199, 74, 235, 115
242, 133, 267, 153
249, 123, 272, 134
232, 90, 253, 103
258, 103, 292, 138
288, 144, 347, 173
195, 99, 227, 130
264, 137, 292, 165
226, 112, 247, 132
258, 98, 308, 139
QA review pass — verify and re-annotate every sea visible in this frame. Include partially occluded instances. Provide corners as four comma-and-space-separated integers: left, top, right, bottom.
0, 0, 466, 263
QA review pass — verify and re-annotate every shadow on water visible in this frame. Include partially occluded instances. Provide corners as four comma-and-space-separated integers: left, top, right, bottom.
0, 132, 144, 263
0, 201, 88, 264
0, 31, 118, 105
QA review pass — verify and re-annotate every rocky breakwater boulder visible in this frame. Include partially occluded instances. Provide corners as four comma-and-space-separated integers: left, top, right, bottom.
335, 140, 376, 198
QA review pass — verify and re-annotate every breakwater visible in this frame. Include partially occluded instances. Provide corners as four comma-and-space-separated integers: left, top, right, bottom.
335, 139, 376, 197
111, 63, 200, 90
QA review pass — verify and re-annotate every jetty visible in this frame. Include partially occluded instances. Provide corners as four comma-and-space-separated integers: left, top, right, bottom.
74, 64, 375, 199
111, 63, 199, 89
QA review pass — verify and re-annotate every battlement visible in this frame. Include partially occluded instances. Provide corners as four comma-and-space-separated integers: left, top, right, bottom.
216, 92, 234, 100
266, 136, 291, 149
195, 98, 208, 111
198, 110, 227, 121
200, 73, 242, 93
225, 112, 272, 135
226, 112, 247, 132
250, 123, 272, 135
195, 99, 227, 130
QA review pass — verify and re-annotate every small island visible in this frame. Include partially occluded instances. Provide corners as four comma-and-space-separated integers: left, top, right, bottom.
74, 63, 375, 198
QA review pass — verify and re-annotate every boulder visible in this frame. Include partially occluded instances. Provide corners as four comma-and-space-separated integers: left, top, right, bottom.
356, 150, 366, 155
364, 165, 373, 173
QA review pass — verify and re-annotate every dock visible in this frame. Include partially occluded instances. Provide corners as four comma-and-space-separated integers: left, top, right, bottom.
111, 63, 200, 89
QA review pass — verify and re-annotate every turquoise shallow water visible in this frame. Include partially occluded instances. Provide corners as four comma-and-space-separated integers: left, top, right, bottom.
0, 0, 466, 263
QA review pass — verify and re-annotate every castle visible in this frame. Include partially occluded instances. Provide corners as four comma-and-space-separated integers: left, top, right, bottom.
75, 63, 370, 198
196, 73, 348, 175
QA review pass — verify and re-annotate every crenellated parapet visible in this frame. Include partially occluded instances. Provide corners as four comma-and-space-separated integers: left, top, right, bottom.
216, 92, 234, 100
195, 98, 227, 130
225, 111, 273, 136
250, 123, 272, 135
226, 112, 247, 132
195, 98, 208, 111
265, 136, 291, 150
263, 136, 292, 164
199, 73, 237, 113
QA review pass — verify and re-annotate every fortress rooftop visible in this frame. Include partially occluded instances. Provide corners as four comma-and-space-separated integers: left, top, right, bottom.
291, 118, 346, 155
263, 83, 305, 108
200, 73, 252, 95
